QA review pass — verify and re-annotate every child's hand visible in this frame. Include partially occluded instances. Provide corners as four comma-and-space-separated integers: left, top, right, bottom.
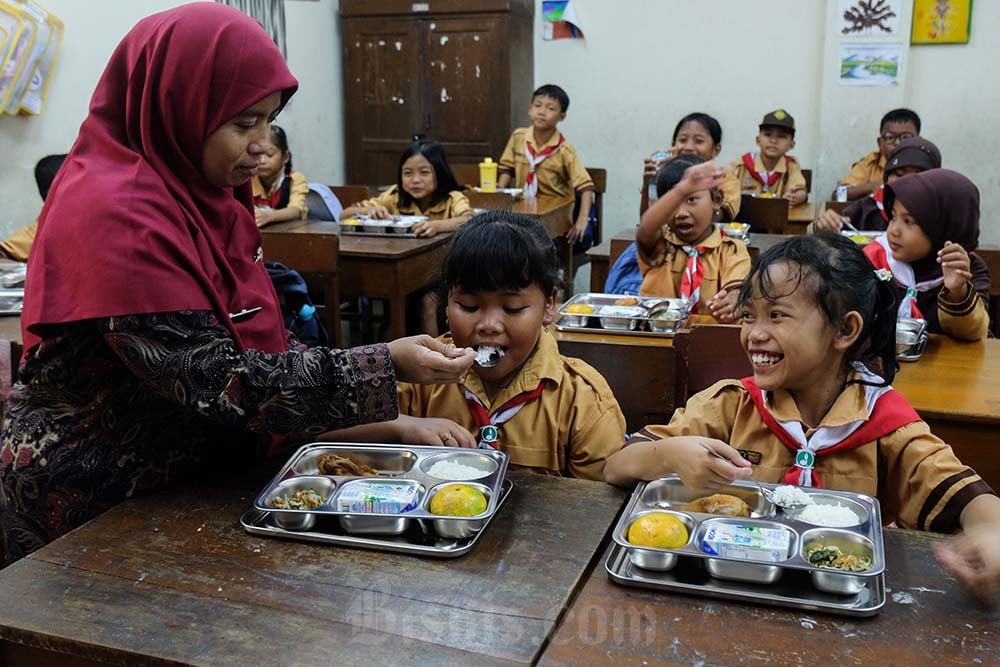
642, 157, 661, 179
412, 219, 439, 238
938, 241, 974, 295
678, 162, 727, 195
782, 189, 807, 206
395, 415, 477, 448
933, 525, 1000, 606
707, 288, 740, 323
814, 209, 848, 232
255, 208, 276, 228
672, 436, 752, 494
369, 205, 392, 220
566, 216, 589, 244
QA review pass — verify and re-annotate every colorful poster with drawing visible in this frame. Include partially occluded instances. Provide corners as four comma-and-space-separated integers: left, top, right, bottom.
838, 43, 902, 85
838, 1, 902, 37
911, 0, 973, 44
542, 1, 584, 40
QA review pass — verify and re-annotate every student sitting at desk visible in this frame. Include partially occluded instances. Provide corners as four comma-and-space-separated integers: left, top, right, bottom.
835, 108, 921, 202
729, 109, 807, 206
497, 84, 594, 246
340, 138, 472, 238
251, 124, 309, 228
606, 233, 1000, 604
636, 156, 751, 322
0, 154, 67, 261
815, 137, 941, 233
640, 112, 741, 220
326, 211, 627, 481
864, 169, 990, 340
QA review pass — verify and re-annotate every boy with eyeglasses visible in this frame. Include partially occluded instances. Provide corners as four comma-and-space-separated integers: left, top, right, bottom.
834, 108, 920, 201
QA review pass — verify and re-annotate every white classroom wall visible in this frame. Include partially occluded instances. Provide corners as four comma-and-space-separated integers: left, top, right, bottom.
0, 0, 997, 246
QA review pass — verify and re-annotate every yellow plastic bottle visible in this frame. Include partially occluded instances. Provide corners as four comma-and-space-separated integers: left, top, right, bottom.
479, 157, 497, 192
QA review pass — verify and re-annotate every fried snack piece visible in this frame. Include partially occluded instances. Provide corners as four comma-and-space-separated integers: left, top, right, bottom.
317, 453, 378, 477
681, 493, 752, 517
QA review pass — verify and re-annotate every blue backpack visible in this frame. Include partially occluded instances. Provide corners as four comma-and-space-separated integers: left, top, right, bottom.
603, 241, 644, 295
265, 261, 330, 348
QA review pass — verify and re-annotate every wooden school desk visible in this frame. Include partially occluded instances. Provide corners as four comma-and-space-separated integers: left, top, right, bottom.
539, 529, 999, 665
261, 220, 451, 342
0, 472, 627, 666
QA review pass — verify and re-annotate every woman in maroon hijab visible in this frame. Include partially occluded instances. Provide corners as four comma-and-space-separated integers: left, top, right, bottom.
0, 4, 473, 560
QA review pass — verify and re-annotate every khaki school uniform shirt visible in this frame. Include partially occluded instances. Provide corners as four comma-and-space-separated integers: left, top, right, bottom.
633, 379, 995, 532
729, 153, 807, 198
251, 171, 310, 219
720, 170, 742, 219
837, 151, 886, 187
356, 186, 471, 220
0, 220, 37, 261
498, 127, 594, 199
636, 227, 752, 310
396, 331, 626, 481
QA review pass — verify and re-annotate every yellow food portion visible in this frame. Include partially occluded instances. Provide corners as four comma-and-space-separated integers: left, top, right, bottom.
341, 218, 362, 225
627, 512, 688, 549
566, 303, 595, 314
726, 222, 745, 230
429, 484, 488, 517
848, 234, 871, 244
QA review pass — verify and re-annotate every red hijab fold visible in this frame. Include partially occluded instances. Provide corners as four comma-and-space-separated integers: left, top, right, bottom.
23, 3, 299, 354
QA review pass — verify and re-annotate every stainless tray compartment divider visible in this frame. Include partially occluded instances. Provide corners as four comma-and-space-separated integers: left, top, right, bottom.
241, 479, 513, 558
609, 476, 885, 612
556, 293, 690, 337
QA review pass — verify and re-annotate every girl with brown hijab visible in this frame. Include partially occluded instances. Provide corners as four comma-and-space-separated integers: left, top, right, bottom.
864, 168, 990, 340
0, 4, 474, 561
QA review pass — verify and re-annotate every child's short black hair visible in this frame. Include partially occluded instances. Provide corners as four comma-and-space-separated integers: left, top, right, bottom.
35, 154, 67, 201
269, 124, 292, 175
737, 232, 899, 385
442, 210, 562, 297
655, 153, 704, 198
396, 138, 463, 208
672, 112, 722, 146
880, 108, 921, 133
532, 84, 569, 113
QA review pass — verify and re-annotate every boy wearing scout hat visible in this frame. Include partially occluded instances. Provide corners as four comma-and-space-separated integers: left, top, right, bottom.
729, 109, 808, 205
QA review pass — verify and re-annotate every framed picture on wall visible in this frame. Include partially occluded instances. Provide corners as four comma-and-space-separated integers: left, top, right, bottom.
911, 0, 973, 44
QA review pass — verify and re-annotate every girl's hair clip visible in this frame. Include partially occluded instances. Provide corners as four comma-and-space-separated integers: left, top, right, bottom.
874, 268, 892, 282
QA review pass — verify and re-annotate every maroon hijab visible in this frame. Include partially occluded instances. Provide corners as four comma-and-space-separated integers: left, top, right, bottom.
884, 168, 982, 284
23, 4, 298, 354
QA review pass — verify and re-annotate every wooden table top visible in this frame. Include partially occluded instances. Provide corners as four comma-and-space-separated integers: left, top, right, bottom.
0, 471, 627, 666
263, 219, 453, 260
539, 529, 999, 665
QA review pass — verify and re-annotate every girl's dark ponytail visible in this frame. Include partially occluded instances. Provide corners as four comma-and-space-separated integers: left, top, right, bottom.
867, 273, 900, 384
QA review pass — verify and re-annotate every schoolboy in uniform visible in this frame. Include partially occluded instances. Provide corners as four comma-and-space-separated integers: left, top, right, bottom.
498, 84, 594, 244
835, 108, 920, 201
730, 109, 807, 205
815, 137, 942, 233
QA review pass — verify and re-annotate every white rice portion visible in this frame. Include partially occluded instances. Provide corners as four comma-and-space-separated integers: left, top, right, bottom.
474, 346, 504, 367
771, 485, 813, 507
794, 503, 861, 527
428, 459, 491, 481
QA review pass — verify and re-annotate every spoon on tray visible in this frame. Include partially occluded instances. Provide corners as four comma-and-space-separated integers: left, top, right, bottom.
699, 443, 811, 509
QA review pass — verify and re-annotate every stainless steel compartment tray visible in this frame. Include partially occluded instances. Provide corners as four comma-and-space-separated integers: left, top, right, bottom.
611, 477, 885, 601
606, 542, 885, 617
242, 479, 513, 558
336, 215, 425, 237
556, 293, 689, 337
0, 288, 24, 315
254, 443, 509, 525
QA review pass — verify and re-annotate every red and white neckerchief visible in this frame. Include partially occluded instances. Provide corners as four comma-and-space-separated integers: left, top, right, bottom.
253, 171, 287, 209
523, 133, 564, 197
871, 184, 888, 222
679, 245, 707, 312
864, 235, 943, 319
463, 381, 546, 449
741, 366, 920, 488
741, 152, 782, 193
